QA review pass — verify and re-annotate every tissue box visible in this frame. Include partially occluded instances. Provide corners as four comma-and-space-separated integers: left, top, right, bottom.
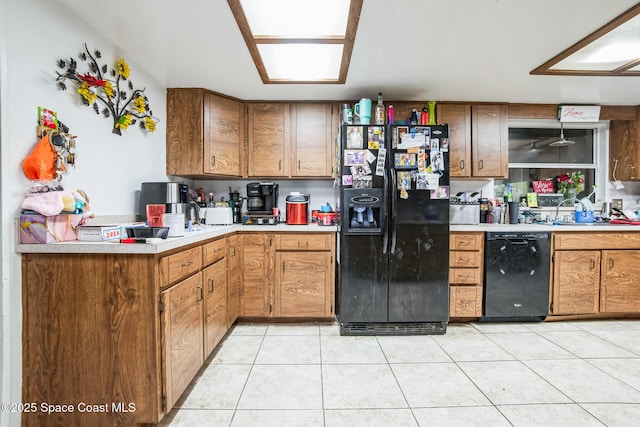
19, 214, 85, 243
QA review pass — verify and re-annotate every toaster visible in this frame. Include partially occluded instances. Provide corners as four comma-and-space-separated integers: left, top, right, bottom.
450, 203, 480, 225
205, 207, 234, 225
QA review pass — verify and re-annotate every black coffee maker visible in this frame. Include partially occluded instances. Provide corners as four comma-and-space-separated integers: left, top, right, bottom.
228, 189, 243, 224
247, 182, 278, 215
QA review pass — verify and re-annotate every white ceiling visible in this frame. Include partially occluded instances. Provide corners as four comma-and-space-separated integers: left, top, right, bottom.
58, 0, 640, 105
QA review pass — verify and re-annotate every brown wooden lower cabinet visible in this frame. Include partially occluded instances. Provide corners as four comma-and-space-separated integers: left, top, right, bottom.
227, 234, 241, 326
551, 232, 640, 316
22, 236, 230, 426
240, 231, 335, 319
449, 232, 484, 318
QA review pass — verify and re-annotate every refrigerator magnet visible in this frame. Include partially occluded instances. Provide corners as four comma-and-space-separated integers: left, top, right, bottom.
344, 150, 367, 166
441, 137, 449, 152
397, 171, 411, 190
353, 175, 372, 189
430, 138, 439, 151
430, 151, 444, 171
375, 147, 386, 176
394, 153, 417, 169
399, 132, 425, 149
417, 150, 426, 172
430, 185, 449, 199
346, 127, 364, 149
350, 164, 372, 177
342, 175, 353, 186
365, 150, 377, 164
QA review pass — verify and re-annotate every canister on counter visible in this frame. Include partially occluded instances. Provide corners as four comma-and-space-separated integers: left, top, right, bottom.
479, 198, 489, 223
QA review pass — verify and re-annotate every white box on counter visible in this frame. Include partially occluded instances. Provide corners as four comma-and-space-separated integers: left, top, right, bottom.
77, 225, 122, 241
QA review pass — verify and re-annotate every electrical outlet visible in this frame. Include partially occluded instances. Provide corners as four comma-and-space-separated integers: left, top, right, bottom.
612, 198, 623, 211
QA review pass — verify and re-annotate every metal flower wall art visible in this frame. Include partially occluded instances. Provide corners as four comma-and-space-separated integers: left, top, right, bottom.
55, 44, 158, 135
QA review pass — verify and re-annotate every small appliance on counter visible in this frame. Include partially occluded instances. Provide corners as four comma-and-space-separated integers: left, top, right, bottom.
245, 182, 279, 224
139, 182, 195, 227
228, 189, 244, 224
450, 191, 480, 225
205, 207, 234, 225
286, 193, 310, 225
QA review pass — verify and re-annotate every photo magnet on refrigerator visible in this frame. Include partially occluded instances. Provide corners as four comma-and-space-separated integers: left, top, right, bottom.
375, 147, 386, 176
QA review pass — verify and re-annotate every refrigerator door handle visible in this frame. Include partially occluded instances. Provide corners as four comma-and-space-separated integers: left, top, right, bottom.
382, 167, 389, 254
390, 168, 397, 254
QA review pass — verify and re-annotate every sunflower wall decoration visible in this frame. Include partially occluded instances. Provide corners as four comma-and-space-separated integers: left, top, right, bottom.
55, 44, 158, 135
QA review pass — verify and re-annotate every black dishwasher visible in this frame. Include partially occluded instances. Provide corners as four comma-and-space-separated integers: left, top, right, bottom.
482, 232, 551, 322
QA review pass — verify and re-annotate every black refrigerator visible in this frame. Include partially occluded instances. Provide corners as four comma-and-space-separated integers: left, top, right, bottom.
338, 124, 450, 335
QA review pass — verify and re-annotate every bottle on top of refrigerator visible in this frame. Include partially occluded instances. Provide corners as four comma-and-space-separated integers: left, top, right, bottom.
410, 109, 418, 125
374, 92, 385, 125
388, 104, 394, 124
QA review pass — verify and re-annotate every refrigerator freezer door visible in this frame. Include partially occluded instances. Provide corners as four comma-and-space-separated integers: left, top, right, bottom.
339, 234, 389, 323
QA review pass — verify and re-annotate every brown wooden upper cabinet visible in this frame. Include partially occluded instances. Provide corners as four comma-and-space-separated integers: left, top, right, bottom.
247, 102, 337, 178
247, 103, 290, 177
437, 103, 508, 178
609, 109, 640, 181
166, 89, 244, 178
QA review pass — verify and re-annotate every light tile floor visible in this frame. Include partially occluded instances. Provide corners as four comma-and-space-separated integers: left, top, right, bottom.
161, 319, 640, 427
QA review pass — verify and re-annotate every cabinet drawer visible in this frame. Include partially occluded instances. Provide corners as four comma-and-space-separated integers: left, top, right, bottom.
161, 246, 203, 286
203, 238, 226, 266
554, 232, 640, 250
449, 267, 480, 285
450, 285, 482, 317
450, 250, 481, 268
450, 233, 482, 251
274, 233, 333, 251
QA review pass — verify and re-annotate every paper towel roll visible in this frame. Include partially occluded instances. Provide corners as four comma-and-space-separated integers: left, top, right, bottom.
163, 213, 185, 237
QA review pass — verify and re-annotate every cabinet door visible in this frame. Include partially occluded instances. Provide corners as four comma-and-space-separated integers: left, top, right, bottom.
609, 119, 639, 181
241, 233, 272, 317
291, 103, 337, 177
437, 103, 471, 177
601, 250, 640, 312
203, 92, 244, 176
203, 260, 227, 358
166, 88, 205, 176
247, 103, 290, 177
552, 250, 600, 315
227, 234, 241, 327
275, 251, 333, 317
471, 104, 508, 178
161, 273, 204, 410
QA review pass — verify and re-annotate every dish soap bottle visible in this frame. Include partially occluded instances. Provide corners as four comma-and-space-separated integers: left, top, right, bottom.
374, 92, 385, 125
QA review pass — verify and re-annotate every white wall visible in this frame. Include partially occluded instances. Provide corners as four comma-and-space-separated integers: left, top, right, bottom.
0, 1, 167, 424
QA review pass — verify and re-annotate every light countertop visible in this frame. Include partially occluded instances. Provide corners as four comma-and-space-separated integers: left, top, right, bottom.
451, 223, 640, 232
16, 223, 338, 255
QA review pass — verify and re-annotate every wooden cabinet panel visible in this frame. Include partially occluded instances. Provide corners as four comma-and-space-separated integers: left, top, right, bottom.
437, 103, 471, 177
166, 88, 243, 178
203, 92, 244, 176
449, 267, 480, 285
275, 252, 332, 317
609, 107, 640, 181
552, 250, 600, 315
554, 232, 640, 250
203, 238, 226, 266
450, 286, 482, 317
247, 103, 290, 177
161, 246, 202, 286
601, 250, 640, 313
291, 103, 336, 177
450, 250, 481, 268
227, 234, 241, 327
471, 104, 508, 178
274, 233, 332, 251
162, 273, 204, 410
241, 233, 272, 317
203, 260, 227, 358
450, 233, 481, 251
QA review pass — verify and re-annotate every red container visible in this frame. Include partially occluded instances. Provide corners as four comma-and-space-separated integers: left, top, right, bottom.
286, 195, 309, 225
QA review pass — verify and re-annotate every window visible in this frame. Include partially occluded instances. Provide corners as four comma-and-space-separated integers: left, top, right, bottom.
502, 120, 608, 203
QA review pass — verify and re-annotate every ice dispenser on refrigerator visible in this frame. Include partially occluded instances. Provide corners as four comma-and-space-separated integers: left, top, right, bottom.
342, 188, 384, 234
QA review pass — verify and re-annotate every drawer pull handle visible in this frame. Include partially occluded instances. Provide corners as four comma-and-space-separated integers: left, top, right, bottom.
479, 160, 484, 170
211, 155, 216, 166
609, 258, 614, 269
182, 261, 193, 267
459, 241, 471, 246
591, 259, 595, 269
298, 241, 308, 247
460, 160, 465, 170
208, 278, 214, 292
